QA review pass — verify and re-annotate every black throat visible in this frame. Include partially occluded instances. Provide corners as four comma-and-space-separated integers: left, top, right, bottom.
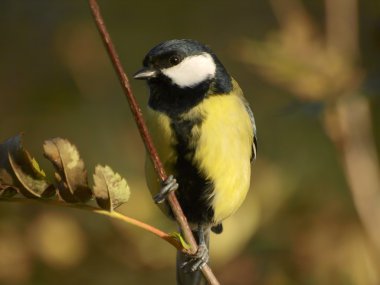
147, 77, 211, 118
147, 59, 233, 118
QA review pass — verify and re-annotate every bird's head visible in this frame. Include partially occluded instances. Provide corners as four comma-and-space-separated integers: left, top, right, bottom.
134, 39, 233, 91
134, 39, 232, 115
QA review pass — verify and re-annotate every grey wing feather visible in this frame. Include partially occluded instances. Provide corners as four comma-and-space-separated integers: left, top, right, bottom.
243, 99, 257, 163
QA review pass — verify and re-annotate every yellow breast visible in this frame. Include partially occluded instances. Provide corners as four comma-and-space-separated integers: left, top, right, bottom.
144, 109, 175, 196
189, 91, 253, 223
145, 81, 253, 224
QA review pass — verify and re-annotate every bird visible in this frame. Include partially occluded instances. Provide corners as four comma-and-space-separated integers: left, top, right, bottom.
134, 39, 257, 284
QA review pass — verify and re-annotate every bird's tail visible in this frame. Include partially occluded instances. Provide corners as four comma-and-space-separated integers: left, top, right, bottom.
176, 229, 210, 285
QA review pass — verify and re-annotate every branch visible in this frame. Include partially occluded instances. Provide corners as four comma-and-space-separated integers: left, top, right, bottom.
331, 98, 380, 252
0, 197, 184, 251
323, 0, 380, 255
87, 1, 220, 284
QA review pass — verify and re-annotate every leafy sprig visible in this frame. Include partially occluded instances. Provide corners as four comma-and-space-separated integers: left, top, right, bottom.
0, 134, 128, 208
0, 134, 186, 252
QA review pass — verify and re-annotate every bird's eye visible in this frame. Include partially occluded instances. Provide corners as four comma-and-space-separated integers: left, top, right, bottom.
169, 55, 181, 66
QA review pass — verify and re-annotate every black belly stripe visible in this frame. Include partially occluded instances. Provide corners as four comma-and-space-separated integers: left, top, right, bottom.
146, 71, 233, 226
168, 115, 215, 226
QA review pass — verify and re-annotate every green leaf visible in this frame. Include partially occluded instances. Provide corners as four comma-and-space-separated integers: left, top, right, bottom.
169, 232, 190, 250
93, 165, 130, 211
31, 157, 46, 178
43, 138, 92, 203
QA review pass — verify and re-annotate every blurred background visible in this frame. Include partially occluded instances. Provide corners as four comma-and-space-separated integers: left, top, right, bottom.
1, 0, 380, 284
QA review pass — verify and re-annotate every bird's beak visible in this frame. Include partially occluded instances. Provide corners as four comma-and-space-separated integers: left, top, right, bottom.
133, 67, 158, 80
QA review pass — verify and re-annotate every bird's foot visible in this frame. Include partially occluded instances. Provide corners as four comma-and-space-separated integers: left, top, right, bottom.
154, 175, 179, 204
181, 242, 209, 272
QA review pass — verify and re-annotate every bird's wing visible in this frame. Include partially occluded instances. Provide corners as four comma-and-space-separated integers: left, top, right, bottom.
243, 99, 257, 163
231, 78, 257, 163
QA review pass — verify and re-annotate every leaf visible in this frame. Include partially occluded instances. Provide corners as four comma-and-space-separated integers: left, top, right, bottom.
43, 138, 92, 203
169, 232, 190, 250
31, 157, 46, 177
0, 184, 18, 198
0, 134, 53, 198
93, 165, 130, 211
0, 166, 16, 195
0, 137, 18, 192
9, 153, 55, 199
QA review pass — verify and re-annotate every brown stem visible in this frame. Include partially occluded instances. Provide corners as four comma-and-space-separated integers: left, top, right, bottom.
0, 197, 184, 251
88, 1, 219, 284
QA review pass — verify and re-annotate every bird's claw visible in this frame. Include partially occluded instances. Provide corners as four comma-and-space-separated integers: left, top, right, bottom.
154, 175, 179, 204
180, 243, 209, 272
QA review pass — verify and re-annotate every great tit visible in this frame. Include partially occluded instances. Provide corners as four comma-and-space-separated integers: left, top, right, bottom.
134, 39, 257, 282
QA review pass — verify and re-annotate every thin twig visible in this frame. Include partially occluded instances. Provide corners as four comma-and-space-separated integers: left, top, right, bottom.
324, 0, 380, 255
87, 1, 220, 284
0, 197, 183, 251
334, 98, 380, 252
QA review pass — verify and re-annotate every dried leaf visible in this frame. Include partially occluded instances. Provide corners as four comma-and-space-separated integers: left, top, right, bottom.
8, 154, 55, 198
0, 134, 53, 198
0, 136, 18, 192
93, 165, 130, 211
0, 184, 18, 198
43, 138, 92, 203
0, 167, 16, 195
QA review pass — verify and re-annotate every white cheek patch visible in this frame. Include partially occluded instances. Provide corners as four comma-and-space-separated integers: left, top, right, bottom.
162, 53, 216, 87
